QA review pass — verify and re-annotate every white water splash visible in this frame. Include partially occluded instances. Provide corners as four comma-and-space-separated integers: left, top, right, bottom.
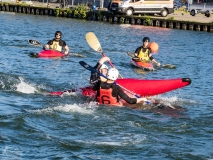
53, 103, 95, 114
16, 77, 38, 94
27, 102, 98, 115
75, 133, 147, 147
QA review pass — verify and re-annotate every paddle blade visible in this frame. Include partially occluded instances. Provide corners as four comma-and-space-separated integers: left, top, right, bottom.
28, 39, 42, 46
162, 64, 176, 69
85, 32, 102, 53
127, 52, 135, 58
79, 61, 97, 73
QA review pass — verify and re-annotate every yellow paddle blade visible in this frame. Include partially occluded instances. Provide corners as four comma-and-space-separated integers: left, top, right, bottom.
85, 32, 102, 53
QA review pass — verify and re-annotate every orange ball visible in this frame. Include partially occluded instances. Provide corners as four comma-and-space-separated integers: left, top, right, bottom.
149, 42, 159, 53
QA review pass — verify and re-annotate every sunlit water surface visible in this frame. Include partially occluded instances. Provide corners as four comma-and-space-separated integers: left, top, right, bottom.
0, 12, 213, 159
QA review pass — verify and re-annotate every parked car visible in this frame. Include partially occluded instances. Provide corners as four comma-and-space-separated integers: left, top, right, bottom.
187, 0, 212, 17
109, 0, 174, 17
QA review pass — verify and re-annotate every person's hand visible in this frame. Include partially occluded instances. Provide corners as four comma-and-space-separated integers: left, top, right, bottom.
156, 62, 161, 67
43, 46, 46, 50
64, 51, 69, 55
136, 97, 148, 103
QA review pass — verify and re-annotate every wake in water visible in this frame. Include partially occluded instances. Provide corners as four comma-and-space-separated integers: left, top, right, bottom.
0, 73, 46, 94
0, 71, 191, 118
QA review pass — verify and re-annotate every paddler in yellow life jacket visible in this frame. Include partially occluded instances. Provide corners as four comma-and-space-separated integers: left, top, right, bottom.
43, 31, 69, 55
133, 37, 161, 67
91, 57, 149, 106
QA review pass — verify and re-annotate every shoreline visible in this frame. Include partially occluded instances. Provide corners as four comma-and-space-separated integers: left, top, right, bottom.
1, 2, 213, 32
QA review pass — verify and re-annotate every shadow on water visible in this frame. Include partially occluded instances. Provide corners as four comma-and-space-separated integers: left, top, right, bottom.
126, 100, 188, 118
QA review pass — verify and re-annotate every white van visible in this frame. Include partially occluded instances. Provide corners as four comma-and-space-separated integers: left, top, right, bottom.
110, 0, 174, 17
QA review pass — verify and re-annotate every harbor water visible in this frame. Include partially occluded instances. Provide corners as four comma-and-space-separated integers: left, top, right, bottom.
0, 12, 213, 159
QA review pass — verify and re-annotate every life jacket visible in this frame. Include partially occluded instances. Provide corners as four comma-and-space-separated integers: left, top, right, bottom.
49, 40, 63, 52
136, 48, 150, 62
97, 88, 122, 106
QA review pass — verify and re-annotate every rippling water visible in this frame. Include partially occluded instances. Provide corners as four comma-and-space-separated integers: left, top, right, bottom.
0, 11, 213, 159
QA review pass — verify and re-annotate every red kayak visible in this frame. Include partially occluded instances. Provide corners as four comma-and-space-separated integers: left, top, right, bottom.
30, 50, 65, 58
48, 78, 191, 97
130, 60, 154, 71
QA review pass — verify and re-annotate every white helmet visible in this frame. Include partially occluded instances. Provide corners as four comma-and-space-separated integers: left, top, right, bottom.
100, 64, 108, 70
107, 68, 119, 80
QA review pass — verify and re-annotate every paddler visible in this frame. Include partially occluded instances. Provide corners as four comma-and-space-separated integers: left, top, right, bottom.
90, 56, 149, 106
133, 37, 161, 67
43, 31, 69, 55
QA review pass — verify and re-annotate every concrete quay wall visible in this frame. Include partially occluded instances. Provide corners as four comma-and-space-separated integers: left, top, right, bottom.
1, 4, 213, 33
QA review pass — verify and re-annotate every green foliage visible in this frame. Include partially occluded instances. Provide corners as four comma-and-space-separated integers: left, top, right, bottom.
54, 8, 60, 17
73, 4, 88, 19
97, 11, 103, 20
144, 15, 151, 25
63, 10, 67, 17
120, 17, 125, 23
67, 9, 73, 18
167, 17, 175, 20
54, 6, 86, 18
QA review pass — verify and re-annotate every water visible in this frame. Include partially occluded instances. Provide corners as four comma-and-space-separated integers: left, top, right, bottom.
0, 12, 213, 159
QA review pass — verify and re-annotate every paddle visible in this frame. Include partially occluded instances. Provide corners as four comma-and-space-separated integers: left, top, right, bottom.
28, 39, 42, 46
85, 32, 123, 78
47, 89, 76, 96
79, 61, 152, 104
127, 52, 176, 69
28, 39, 85, 58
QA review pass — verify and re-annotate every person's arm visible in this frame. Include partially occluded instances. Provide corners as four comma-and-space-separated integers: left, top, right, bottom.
113, 85, 137, 104
43, 40, 52, 50
90, 61, 103, 87
149, 54, 161, 66
64, 45, 69, 55
113, 85, 148, 104
134, 47, 140, 57
148, 49, 160, 66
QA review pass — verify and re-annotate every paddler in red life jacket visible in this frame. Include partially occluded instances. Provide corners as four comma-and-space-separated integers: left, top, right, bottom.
43, 31, 69, 55
92, 57, 149, 106
133, 37, 161, 67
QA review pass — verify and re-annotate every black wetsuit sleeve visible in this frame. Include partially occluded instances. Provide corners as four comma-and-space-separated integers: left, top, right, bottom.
89, 62, 102, 85
112, 85, 137, 104
134, 47, 141, 55
93, 62, 102, 70
47, 40, 53, 45
90, 71, 100, 86
148, 49, 154, 60
59, 40, 66, 47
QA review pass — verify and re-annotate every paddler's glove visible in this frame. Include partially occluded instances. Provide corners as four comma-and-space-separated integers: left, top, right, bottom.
156, 62, 161, 67
43, 46, 46, 50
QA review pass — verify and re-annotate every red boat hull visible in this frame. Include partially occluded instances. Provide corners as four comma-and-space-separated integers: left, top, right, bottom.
130, 60, 154, 71
38, 50, 64, 57
49, 78, 191, 97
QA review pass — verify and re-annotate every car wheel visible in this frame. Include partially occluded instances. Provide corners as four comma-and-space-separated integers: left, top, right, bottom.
205, 11, 211, 17
190, 10, 196, 16
126, 8, 133, 16
161, 9, 168, 17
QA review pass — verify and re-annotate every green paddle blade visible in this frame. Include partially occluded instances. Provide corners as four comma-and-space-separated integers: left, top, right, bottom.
162, 64, 176, 69
127, 52, 135, 58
